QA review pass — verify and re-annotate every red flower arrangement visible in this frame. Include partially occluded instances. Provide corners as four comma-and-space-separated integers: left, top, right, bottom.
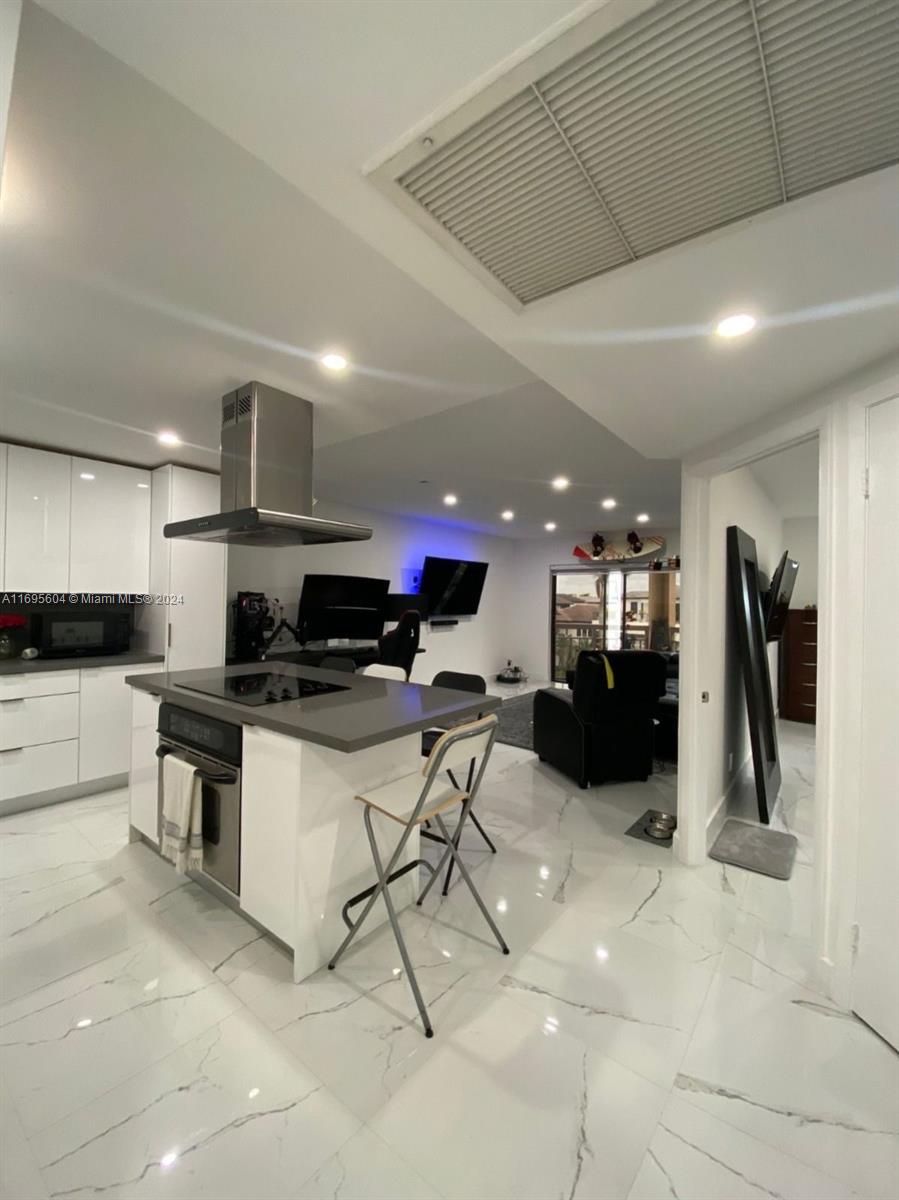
0, 615, 27, 630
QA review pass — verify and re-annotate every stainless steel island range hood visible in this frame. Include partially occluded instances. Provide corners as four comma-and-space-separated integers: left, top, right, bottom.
164, 382, 372, 547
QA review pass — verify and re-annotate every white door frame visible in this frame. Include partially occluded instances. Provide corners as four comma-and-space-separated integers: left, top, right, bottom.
675, 359, 899, 1004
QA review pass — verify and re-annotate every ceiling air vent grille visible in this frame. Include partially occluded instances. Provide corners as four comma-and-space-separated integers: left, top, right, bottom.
388, 0, 899, 304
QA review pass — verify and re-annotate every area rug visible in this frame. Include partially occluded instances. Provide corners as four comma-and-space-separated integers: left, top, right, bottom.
496, 692, 538, 750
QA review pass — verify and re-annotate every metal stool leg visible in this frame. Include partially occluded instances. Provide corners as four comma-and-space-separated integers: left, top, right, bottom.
432, 810, 509, 955
442, 759, 496, 894
469, 809, 497, 853
328, 805, 419, 971
362, 807, 434, 1037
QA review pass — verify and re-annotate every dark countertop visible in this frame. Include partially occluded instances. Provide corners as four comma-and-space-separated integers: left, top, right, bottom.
126, 662, 501, 754
0, 651, 165, 676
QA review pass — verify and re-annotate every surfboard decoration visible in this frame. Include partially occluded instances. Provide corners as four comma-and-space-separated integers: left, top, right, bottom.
572, 533, 665, 561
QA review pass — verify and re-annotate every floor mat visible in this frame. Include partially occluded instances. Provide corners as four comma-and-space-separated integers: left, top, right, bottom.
710, 818, 797, 879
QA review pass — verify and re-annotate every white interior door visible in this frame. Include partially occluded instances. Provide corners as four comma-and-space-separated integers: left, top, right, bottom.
851, 395, 899, 1049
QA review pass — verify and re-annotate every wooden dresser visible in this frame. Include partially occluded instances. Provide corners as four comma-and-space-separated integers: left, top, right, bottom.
780, 609, 817, 723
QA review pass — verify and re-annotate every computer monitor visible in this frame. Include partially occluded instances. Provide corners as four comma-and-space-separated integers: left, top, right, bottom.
297, 575, 389, 642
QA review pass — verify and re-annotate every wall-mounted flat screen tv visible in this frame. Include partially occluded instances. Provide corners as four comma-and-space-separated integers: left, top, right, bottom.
764, 552, 799, 641
297, 574, 389, 642
419, 556, 488, 617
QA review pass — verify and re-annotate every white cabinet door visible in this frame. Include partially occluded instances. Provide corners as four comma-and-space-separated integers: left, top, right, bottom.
79, 664, 161, 783
167, 468, 225, 671
0, 444, 7, 589
69, 458, 151, 593
0, 693, 79, 750
129, 691, 160, 844
0, 740, 79, 803
5, 446, 71, 589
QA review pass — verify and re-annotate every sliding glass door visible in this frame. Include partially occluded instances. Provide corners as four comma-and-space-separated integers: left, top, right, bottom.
551, 567, 680, 682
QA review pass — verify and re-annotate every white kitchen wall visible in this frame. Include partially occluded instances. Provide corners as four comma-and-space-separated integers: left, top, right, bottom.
506, 527, 681, 679
705, 465, 783, 824
0, 0, 21, 188
227, 500, 516, 682
783, 516, 818, 608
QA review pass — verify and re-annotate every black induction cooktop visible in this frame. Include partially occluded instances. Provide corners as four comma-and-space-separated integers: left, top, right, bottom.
177, 671, 350, 707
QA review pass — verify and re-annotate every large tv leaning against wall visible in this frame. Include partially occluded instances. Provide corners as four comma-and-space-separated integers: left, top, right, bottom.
419, 556, 489, 616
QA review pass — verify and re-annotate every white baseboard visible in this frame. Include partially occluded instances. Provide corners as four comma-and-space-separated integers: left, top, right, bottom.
0, 773, 128, 818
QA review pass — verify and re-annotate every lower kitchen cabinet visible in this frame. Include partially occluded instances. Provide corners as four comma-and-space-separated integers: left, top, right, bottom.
129, 692, 161, 844
79, 664, 162, 783
0, 740, 79, 803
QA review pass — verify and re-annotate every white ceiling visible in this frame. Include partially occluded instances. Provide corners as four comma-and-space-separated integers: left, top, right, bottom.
0, 3, 532, 470
750, 437, 819, 518
38, 0, 899, 459
315, 380, 681, 537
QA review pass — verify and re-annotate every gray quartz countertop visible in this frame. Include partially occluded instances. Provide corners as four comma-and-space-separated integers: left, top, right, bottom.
126, 662, 502, 753
0, 651, 165, 676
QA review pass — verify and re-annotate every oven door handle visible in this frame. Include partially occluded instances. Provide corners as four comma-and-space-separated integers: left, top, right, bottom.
156, 746, 237, 785
195, 769, 238, 786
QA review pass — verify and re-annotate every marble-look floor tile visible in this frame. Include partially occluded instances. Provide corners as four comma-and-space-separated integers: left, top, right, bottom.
372, 992, 667, 1200
497, 907, 714, 1089
677, 973, 899, 1199
0, 872, 154, 1005
568, 860, 740, 967
0, 1080, 48, 1200
31, 1010, 360, 1200
627, 1094, 858, 1199
0, 934, 242, 1134
294, 1125, 443, 1200
0, 818, 110, 907
151, 881, 269, 974
239, 856, 561, 1122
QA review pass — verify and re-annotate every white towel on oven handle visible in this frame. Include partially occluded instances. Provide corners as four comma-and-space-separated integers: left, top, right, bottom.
161, 753, 203, 874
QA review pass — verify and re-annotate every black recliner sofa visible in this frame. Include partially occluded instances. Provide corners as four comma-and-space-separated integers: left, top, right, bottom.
534, 650, 667, 788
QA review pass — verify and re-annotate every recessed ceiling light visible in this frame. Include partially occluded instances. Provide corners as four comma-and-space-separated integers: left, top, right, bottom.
79, 472, 95, 481
320, 352, 348, 372
636, 512, 650, 523
601, 497, 617, 510
157, 430, 181, 446
137, 483, 149, 489
544, 521, 557, 532
501, 509, 514, 521
443, 493, 458, 506
715, 312, 757, 338
551, 475, 570, 491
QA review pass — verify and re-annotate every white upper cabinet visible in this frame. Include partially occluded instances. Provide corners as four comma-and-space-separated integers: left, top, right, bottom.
5, 446, 71, 590
69, 458, 151, 593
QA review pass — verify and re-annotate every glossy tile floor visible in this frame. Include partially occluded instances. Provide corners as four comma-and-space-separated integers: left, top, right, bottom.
2, 721, 897, 1199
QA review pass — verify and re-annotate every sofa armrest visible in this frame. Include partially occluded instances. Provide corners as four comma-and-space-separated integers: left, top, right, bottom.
533, 688, 590, 787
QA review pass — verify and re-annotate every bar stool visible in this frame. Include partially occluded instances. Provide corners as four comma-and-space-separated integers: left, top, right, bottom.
328, 714, 508, 1037
421, 671, 497, 895
359, 663, 407, 681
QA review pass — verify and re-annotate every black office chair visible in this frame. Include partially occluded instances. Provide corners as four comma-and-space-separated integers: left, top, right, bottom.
377, 610, 420, 680
319, 655, 356, 673
421, 670, 497, 893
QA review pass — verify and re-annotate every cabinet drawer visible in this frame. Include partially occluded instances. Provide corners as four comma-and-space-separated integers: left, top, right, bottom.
0, 740, 78, 801
789, 662, 817, 688
0, 670, 80, 701
0, 693, 79, 751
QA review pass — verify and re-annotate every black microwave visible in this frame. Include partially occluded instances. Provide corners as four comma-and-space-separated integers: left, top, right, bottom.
35, 609, 133, 658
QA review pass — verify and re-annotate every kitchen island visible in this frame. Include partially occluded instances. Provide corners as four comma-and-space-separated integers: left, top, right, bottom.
126, 663, 500, 981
